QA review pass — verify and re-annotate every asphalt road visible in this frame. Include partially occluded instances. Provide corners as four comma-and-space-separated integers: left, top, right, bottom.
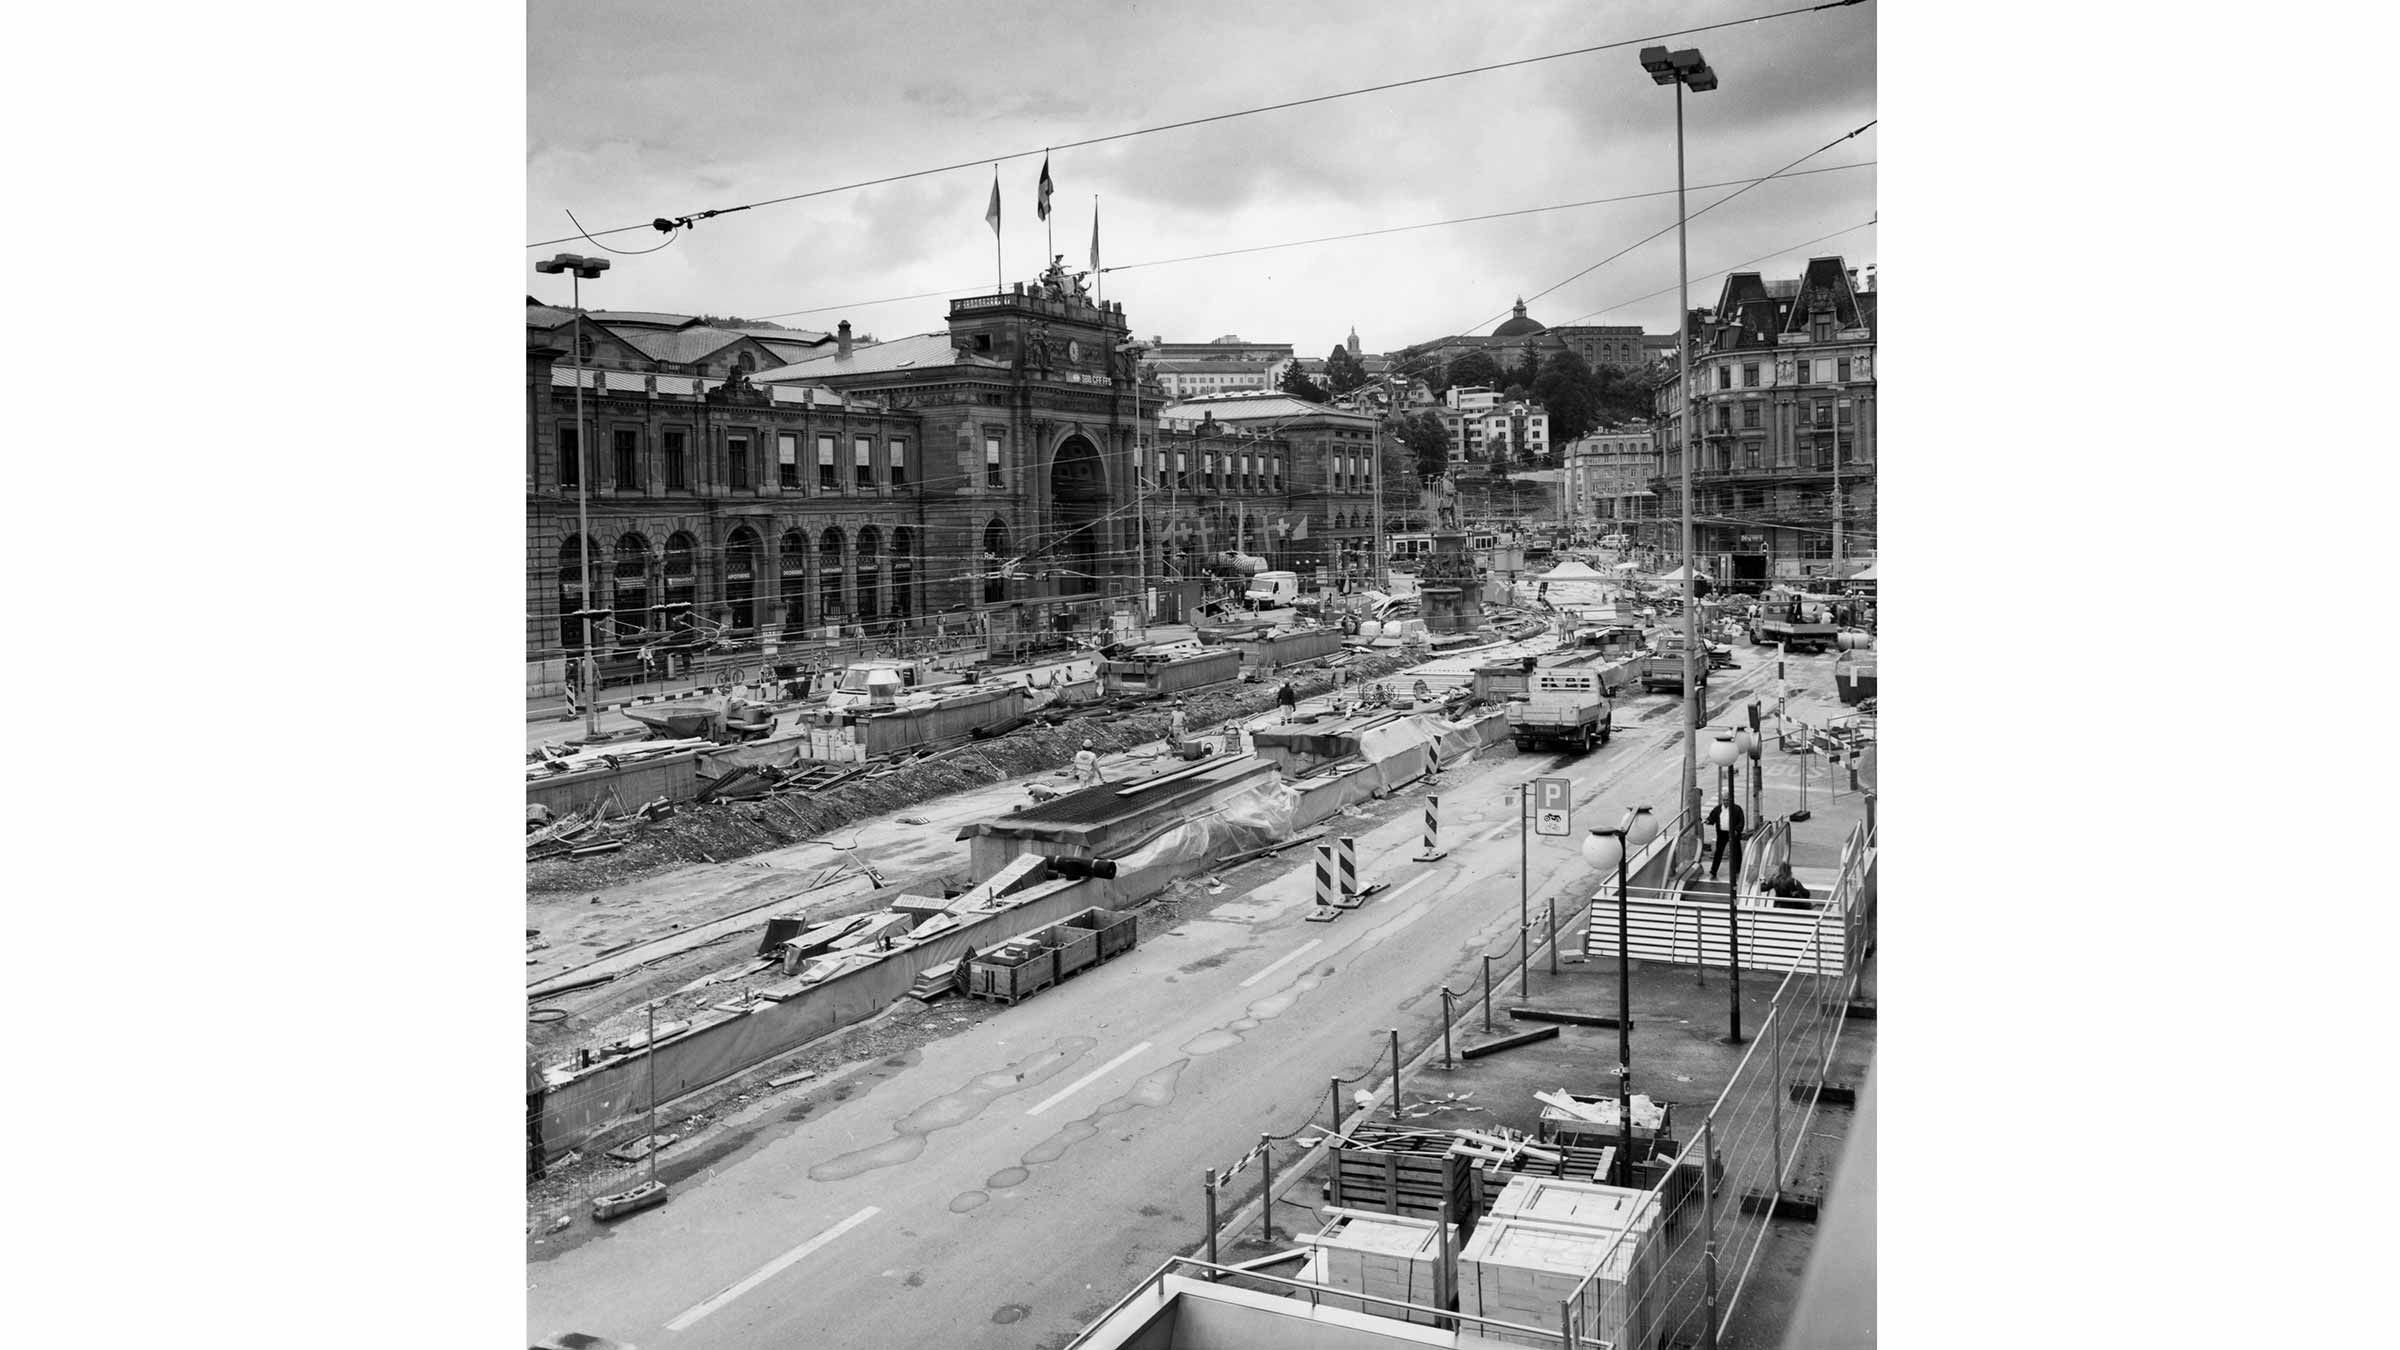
526, 652, 1797, 1350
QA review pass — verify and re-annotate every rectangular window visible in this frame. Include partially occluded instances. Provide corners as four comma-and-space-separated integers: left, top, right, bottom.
985, 434, 1003, 488
664, 430, 688, 491
1836, 357, 1852, 382
1742, 363, 1760, 388
1716, 367, 1731, 390
728, 435, 752, 491
1745, 445, 1761, 469
1836, 400, 1853, 425
1742, 404, 1761, 429
558, 426, 580, 488
890, 439, 908, 488
1813, 402, 1832, 428
855, 436, 873, 490
613, 428, 639, 490
777, 433, 800, 489
818, 434, 836, 491
1176, 451, 1189, 490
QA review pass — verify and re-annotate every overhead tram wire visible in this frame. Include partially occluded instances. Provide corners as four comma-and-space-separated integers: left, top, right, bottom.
526, 0, 1875, 249
736, 160, 1875, 323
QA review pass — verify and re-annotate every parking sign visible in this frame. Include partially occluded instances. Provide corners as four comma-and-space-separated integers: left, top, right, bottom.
1532, 777, 1571, 835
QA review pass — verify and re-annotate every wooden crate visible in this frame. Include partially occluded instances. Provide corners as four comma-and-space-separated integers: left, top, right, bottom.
1301, 1207, 1456, 1325
1459, 1214, 1648, 1350
1537, 1094, 1672, 1157
1328, 1125, 1479, 1233
1489, 1177, 1664, 1338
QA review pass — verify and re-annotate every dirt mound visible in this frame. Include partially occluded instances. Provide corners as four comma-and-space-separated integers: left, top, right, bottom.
528, 650, 1426, 894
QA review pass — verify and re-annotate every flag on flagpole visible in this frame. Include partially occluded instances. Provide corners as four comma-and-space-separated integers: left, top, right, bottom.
1037, 154, 1054, 221
985, 170, 1002, 237
1089, 199, 1100, 273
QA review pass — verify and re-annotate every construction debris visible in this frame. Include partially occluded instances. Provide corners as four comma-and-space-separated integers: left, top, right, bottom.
1459, 1025, 1561, 1060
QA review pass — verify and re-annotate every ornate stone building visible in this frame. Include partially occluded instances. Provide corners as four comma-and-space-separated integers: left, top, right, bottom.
1650, 256, 1876, 580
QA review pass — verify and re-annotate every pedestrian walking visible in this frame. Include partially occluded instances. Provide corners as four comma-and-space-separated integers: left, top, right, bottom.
1073, 739, 1103, 786
1704, 795, 1747, 880
1277, 681, 1298, 723
1167, 700, 1188, 744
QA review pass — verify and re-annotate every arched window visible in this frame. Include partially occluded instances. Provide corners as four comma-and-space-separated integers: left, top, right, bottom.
725, 526, 760, 631
854, 526, 882, 620
612, 533, 652, 645
556, 535, 591, 652
662, 533, 697, 633
779, 530, 810, 634
818, 529, 846, 624
735, 350, 756, 374
983, 519, 1010, 604
890, 527, 916, 618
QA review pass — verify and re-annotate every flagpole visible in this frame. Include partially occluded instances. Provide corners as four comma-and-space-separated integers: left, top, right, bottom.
991, 166, 1003, 293
1092, 196, 1103, 310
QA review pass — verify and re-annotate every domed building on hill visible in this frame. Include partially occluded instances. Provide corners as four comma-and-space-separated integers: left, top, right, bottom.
1490, 298, 1548, 339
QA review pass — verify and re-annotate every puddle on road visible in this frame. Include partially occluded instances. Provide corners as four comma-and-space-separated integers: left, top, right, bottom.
948, 1191, 989, 1213
985, 1165, 1030, 1189
1018, 1060, 1188, 1168
1177, 967, 1326, 1056
807, 1036, 1096, 1183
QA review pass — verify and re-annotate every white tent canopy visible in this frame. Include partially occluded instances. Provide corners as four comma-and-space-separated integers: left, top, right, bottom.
1649, 564, 1712, 582
1534, 560, 1611, 582
1848, 562, 1878, 582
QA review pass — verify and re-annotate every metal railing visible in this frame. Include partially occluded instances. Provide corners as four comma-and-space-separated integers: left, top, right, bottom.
1068, 1255, 1590, 1350
1558, 827, 1876, 1349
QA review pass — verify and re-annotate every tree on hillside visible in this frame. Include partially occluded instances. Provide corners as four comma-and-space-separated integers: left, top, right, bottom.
1279, 363, 1329, 402
1325, 344, 1368, 395
1510, 348, 1543, 393
1444, 350, 1505, 393
1532, 349, 1602, 445
1392, 412, 1452, 481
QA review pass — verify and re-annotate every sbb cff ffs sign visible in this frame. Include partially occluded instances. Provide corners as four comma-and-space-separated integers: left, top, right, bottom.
1532, 776, 1571, 836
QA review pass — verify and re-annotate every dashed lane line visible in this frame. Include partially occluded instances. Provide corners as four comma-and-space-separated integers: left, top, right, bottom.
664, 1205, 880, 1332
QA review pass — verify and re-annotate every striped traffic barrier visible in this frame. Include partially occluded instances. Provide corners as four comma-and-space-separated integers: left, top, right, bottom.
1415, 795, 1449, 862
1306, 843, 1339, 922
1336, 835, 1361, 908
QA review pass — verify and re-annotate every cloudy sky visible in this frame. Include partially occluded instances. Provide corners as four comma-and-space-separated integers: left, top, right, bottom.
528, 0, 1874, 356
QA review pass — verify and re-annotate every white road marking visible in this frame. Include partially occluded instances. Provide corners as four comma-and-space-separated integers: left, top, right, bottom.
1238, 939, 1324, 989
1025, 1041, 1153, 1117
1379, 873, 1438, 906
665, 1205, 880, 1332
1377, 904, 1431, 936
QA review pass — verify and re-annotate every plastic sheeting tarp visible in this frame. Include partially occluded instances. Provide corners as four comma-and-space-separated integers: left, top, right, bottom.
537, 876, 1105, 1158
1109, 778, 1304, 901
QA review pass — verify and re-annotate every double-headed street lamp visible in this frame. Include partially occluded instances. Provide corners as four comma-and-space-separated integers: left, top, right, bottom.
1583, 805, 1659, 1185
1639, 43, 1719, 843
535, 252, 612, 738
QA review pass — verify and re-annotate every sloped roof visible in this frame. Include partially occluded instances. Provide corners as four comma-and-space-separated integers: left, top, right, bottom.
1159, 394, 1379, 425
754, 332, 1000, 381
607, 325, 776, 365
1784, 257, 1863, 332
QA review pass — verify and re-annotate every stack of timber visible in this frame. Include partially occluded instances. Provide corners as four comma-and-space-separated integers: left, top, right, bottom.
1296, 1208, 1456, 1326
963, 906, 1137, 1005
907, 959, 966, 1002
1458, 1212, 1652, 1350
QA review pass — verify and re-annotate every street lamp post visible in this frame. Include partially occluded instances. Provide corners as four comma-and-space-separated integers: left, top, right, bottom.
534, 251, 612, 739
1640, 44, 1719, 840
1708, 729, 1744, 1043
1584, 805, 1659, 1185
1120, 339, 1152, 633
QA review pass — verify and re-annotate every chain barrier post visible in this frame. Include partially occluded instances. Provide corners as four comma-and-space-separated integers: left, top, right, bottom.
1388, 1028, 1404, 1119
1548, 897, 1559, 977
1329, 1076, 1344, 1136
1482, 955, 1495, 1032
1519, 923, 1531, 998
1204, 1168, 1219, 1273
1440, 989, 1456, 1069
1259, 1133, 1276, 1244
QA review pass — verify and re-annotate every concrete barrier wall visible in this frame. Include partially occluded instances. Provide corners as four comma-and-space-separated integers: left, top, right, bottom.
526, 750, 702, 814
538, 876, 1107, 1158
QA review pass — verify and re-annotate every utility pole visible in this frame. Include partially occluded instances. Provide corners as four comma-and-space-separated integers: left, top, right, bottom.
1373, 375, 1392, 592
1831, 392, 1845, 570
534, 253, 611, 740
1640, 43, 1719, 833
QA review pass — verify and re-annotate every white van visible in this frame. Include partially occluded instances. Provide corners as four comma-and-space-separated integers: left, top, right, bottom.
1243, 570, 1301, 608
